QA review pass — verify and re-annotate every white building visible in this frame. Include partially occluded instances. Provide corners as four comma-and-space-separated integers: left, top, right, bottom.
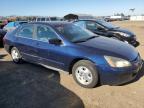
130, 16, 144, 21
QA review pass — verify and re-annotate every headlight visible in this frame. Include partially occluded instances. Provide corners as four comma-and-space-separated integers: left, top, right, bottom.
104, 56, 131, 68
114, 32, 130, 37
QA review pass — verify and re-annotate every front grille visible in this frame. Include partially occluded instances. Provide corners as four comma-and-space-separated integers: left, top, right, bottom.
129, 35, 136, 41
132, 54, 142, 68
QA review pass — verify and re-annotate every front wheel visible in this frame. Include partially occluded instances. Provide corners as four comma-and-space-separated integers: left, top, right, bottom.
72, 60, 99, 88
11, 47, 23, 63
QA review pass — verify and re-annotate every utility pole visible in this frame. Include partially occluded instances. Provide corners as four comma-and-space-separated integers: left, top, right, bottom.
129, 8, 135, 16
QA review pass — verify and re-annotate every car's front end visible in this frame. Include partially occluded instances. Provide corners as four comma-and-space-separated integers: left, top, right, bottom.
95, 20, 140, 47
124, 35, 139, 47
77, 35, 142, 86
111, 28, 139, 47
52, 22, 142, 87
97, 54, 143, 85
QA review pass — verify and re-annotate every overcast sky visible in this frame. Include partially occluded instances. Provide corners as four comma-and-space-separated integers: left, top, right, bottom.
0, 0, 143, 16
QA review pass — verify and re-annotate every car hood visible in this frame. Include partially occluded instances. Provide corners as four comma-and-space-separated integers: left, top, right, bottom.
77, 36, 138, 61
111, 27, 135, 36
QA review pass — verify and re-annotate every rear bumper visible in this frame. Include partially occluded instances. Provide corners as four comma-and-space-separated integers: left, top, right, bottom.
98, 56, 143, 85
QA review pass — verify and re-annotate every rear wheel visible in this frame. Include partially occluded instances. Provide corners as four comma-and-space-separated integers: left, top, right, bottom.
72, 60, 98, 88
11, 47, 23, 63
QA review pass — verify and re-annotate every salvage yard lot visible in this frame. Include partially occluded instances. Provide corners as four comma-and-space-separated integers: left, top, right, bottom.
0, 21, 144, 108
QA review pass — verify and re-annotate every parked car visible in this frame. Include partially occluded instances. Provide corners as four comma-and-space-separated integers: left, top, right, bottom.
0, 29, 7, 46
73, 19, 139, 47
36, 17, 61, 22
4, 22, 143, 88
3, 21, 27, 32
0, 21, 27, 46
0, 20, 8, 29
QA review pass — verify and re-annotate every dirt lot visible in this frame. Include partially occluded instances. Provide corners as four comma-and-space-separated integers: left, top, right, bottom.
0, 21, 144, 108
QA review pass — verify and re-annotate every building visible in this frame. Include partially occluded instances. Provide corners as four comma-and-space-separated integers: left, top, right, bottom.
130, 16, 144, 21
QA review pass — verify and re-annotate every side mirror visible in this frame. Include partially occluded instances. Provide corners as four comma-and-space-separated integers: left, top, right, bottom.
49, 38, 62, 45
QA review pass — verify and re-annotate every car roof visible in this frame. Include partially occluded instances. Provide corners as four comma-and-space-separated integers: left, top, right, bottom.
28, 21, 71, 27
74, 19, 104, 22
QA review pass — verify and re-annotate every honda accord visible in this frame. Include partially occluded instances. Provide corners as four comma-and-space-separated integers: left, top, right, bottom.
4, 22, 143, 88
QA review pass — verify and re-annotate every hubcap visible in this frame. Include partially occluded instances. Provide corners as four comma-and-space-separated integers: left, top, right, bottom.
11, 49, 19, 62
75, 66, 93, 85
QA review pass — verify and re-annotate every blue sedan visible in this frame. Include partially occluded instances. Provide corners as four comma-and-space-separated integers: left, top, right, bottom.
3, 22, 143, 88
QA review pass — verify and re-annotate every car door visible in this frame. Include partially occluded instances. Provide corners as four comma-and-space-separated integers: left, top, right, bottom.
14, 24, 39, 62
35, 24, 67, 69
86, 21, 108, 36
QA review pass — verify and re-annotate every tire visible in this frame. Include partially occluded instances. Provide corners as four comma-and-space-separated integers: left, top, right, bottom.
72, 60, 98, 88
11, 47, 23, 63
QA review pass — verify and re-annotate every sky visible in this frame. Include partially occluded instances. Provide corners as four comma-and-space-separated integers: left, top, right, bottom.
0, 0, 144, 17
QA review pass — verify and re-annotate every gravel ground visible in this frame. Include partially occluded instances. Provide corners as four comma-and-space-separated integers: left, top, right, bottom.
0, 50, 84, 108
0, 21, 144, 108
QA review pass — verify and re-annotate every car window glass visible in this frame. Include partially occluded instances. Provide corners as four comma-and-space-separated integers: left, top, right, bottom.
74, 21, 85, 28
55, 24, 95, 42
17, 25, 33, 39
37, 18, 41, 21
46, 18, 50, 21
41, 18, 46, 21
5, 22, 14, 28
86, 21, 97, 30
14, 22, 19, 27
36, 25, 58, 42
86, 21, 104, 30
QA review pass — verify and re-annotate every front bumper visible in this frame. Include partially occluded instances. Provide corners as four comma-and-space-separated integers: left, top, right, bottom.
129, 40, 139, 47
98, 55, 143, 85
125, 36, 140, 47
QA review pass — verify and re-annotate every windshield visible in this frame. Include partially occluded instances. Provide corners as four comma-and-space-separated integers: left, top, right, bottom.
96, 20, 119, 29
54, 24, 97, 43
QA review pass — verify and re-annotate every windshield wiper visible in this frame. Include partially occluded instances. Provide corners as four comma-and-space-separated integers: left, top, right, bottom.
73, 39, 88, 43
86, 36, 97, 40
73, 35, 98, 43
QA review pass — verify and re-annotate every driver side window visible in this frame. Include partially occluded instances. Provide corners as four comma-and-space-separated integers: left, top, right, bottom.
36, 25, 58, 42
